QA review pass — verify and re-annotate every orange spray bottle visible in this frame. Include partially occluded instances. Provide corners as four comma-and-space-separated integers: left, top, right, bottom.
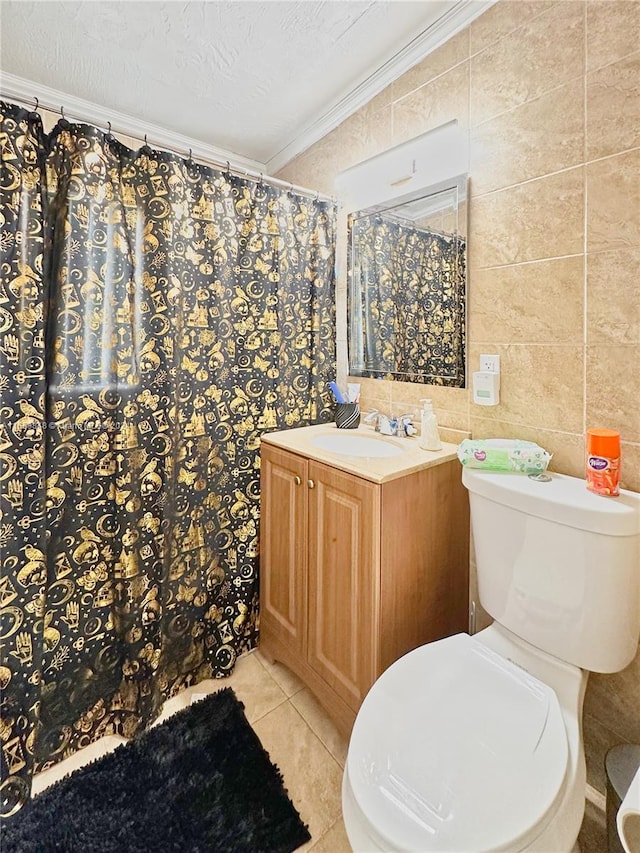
586, 428, 620, 497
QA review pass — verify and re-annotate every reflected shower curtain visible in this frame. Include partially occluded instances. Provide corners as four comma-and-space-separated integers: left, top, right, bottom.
0, 102, 336, 814
351, 215, 465, 385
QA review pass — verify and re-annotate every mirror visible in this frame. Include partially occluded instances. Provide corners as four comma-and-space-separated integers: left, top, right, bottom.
347, 182, 467, 387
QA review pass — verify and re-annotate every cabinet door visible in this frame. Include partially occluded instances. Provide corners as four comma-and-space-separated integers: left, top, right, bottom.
307, 460, 380, 711
260, 446, 308, 655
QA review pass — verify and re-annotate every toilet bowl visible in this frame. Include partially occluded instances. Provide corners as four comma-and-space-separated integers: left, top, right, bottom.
342, 469, 640, 852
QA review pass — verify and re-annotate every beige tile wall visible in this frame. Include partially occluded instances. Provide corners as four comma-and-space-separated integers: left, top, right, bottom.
277, 0, 640, 795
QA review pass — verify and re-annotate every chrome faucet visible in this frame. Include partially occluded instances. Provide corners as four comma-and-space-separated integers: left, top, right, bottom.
363, 409, 395, 435
363, 409, 379, 425
364, 410, 416, 438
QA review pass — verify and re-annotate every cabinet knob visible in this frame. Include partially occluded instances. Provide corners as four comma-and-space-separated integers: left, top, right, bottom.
307, 479, 315, 489
294, 475, 301, 485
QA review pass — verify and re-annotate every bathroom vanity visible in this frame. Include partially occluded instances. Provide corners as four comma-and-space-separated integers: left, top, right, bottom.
259, 424, 469, 737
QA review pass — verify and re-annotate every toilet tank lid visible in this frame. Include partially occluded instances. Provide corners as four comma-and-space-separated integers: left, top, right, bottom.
462, 468, 640, 536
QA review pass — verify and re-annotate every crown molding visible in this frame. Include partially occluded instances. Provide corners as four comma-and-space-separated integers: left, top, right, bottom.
2, 1, 495, 180
1, 71, 267, 174
266, 0, 495, 175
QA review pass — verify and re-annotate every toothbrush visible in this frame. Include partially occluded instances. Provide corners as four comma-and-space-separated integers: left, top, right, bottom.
347, 383, 360, 404
329, 382, 346, 403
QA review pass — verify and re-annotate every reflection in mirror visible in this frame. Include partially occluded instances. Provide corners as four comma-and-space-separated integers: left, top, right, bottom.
348, 183, 467, 387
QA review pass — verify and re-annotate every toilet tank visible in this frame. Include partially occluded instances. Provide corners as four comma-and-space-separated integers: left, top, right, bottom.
462, 469, 640, 673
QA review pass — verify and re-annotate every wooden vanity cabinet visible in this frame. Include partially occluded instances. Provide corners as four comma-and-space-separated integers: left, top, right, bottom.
259, 442, 469, 738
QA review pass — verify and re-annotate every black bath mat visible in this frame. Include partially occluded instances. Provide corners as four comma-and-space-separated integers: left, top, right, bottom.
3, 687, 310, 853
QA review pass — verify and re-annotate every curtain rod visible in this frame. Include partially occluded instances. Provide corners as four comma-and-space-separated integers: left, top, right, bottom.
1, 92, 336, 205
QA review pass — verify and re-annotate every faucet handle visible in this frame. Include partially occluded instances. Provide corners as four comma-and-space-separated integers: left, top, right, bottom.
376, 414, 395, 435
363, 409, 379, 425
396, 413, 418, 437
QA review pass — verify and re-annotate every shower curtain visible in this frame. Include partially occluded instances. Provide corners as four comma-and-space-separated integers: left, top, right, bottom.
0, 101, 336, 816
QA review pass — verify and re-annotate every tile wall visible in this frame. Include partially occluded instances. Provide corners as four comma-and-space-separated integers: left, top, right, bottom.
276, 0, 640, 795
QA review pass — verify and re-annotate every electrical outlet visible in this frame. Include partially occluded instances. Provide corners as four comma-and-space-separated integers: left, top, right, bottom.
480, 353, 500, 373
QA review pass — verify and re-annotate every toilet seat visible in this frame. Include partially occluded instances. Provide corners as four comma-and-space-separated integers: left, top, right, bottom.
346, 633, 569, 853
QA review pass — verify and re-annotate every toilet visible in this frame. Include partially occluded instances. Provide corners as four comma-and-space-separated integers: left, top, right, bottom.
342, 468, 640, 852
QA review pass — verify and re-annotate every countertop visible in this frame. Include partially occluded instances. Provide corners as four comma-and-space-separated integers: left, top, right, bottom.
260, 422, 460, 484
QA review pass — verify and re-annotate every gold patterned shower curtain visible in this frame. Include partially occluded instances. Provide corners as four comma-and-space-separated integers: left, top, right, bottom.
0, 101, 336, 815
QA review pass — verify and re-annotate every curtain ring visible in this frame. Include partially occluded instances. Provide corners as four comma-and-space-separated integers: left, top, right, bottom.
226, 160, 231, 177
107, 121, 112, 136
144, 134, 147, 145
188, 148, 192, 162
60, 106, 64, 118
259, 172, 263, 184
33, 97, 39, 110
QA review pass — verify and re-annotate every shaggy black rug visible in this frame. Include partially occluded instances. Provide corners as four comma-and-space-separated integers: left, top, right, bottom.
3, 688, 310, 853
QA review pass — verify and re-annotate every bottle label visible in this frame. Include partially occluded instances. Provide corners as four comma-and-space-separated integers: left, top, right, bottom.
586, 454, 620, 497
587, 455, 609, 471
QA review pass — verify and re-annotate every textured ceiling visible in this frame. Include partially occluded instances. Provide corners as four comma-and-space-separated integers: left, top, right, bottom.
2, 1, 468, 167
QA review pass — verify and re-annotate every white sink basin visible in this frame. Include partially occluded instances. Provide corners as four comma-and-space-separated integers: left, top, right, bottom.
310, 431, 405, 458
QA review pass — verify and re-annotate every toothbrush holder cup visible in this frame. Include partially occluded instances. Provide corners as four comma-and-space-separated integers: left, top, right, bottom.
335, 402, 361, 429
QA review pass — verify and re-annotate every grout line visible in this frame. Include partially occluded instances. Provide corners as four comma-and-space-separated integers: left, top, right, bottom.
469, 417, 640, 450
586, 783, 606, 812
470, 245, 639, 273
585, 703, 640, 747
585, 46, 640, 77
582, 0, 589, 437
285, 701, 346, 774
470, 73, 584, 132
253, 650, 306, 698
469, 342, 588, 348
470, 162, 582, 199
467, 0, 561, 62
307, 815, 346, 851
468, 418, 584, 438
579, 142, 640, 167
391, 56, 470, 107
254, 697, 345, 853
289, 692, 348, 770
248, 694, 290, 726
469, 143, 640, 204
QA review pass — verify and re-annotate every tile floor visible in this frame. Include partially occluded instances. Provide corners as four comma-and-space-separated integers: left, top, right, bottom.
33, 647, 609, 852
